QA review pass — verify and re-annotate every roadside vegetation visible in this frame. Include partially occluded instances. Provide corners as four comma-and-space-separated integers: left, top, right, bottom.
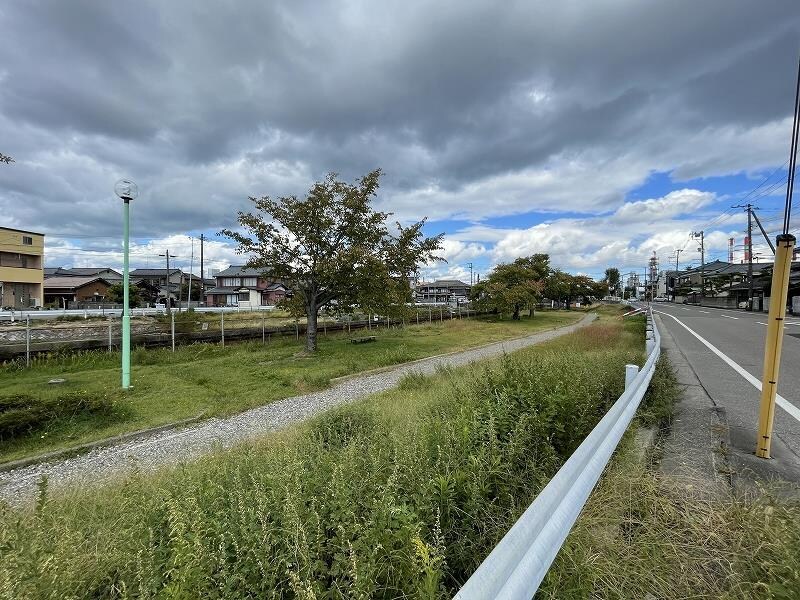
0, 307, 642, 598
0, 311, 580, 463
540, 438, 800, 598
540, 355, 800, 599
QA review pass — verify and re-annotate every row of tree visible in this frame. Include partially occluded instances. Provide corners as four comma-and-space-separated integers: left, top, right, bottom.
470, 254, 612, 319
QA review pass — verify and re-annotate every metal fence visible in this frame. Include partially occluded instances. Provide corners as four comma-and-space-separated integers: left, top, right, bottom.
0, 305, 478, 363
455, 309, 660, 599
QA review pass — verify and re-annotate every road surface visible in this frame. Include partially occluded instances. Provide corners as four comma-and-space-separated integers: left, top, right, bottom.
648, 301, 800, 465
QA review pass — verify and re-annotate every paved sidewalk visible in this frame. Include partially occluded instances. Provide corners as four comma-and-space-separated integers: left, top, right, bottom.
656, 314, 800, 499
1, 313, 596, 505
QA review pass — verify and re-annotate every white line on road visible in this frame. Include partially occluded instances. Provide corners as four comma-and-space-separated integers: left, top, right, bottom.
757, 322, 768, 326
680, 307, 691, 311
698, 310, 710, 314
721, 315, 739, 320
654, 311, 800, 424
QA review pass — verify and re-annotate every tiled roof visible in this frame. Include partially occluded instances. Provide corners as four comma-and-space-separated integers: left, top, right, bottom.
130, 269, 181, 276
44, 276, 110, 290
214, 265, 267, 277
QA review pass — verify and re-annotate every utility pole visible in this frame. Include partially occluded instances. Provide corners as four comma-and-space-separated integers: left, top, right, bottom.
200, 234, 205, 306
187, 237, 194, 311
732, 203, 756, 310
756, 54, 800, 458
693, 230, 704, 301
158, 250, 177, 316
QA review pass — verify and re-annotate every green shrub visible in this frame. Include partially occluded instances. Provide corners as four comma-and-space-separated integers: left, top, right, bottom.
0, 391, 125, 441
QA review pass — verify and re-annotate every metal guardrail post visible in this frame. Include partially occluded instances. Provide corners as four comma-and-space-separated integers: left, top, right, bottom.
221, 311, 225, 347
625, 364, 639, 389
108, 321, 113, 353
171, 312, 176, 352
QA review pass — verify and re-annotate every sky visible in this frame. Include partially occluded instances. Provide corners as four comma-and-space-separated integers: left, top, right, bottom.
1, 0, 799, 284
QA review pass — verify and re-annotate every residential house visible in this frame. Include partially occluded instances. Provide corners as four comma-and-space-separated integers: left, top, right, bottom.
415, 280, 471, 305
45, 267, 122, 281
43, 276, 112, 307
204, 266, 287, 307
0, 226, 44, 309
130, 268, 183, 303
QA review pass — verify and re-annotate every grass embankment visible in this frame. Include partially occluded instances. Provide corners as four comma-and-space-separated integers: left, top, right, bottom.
0, 311, 580, 463
0, 309, 642, 598
541, 359, 800, 599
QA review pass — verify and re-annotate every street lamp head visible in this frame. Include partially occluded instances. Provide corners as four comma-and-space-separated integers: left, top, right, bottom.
114, 179, 138, 201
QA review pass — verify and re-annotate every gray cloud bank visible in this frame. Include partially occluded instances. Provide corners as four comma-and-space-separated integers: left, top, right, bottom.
1, 0, 798, 248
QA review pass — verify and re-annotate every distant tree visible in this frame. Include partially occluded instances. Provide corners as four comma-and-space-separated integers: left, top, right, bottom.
221, 169, 444, 352
604, 267, 621, 296
0, 153, 13, 164
107, 282, 144, 307
470, 254, 549, 319
179, 280, 203, 301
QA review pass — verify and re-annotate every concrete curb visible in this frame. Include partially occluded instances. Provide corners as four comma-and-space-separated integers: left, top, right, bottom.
0, 414, 206, 473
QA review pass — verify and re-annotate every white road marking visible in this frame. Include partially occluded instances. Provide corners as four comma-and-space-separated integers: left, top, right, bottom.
721, 315, 739, 320
655, 310, 800, 424
757, 322, 768, 326
698, 310, 710, 314
680, 307, 691, 311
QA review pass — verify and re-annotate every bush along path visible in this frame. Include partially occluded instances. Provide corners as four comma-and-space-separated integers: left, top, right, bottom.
0, 313, 596, 505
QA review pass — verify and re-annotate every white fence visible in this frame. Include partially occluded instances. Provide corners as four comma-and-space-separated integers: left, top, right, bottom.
455, 309, 660, 599
0, 304, 277, 322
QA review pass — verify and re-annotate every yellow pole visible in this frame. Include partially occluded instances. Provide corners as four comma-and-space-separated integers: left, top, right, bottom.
756, 233, 796, 458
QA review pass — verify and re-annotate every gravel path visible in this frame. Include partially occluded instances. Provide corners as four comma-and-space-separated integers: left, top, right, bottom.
1, 313, 595, 505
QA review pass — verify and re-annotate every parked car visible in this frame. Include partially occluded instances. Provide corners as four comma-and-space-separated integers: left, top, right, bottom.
653, 296, 669, 302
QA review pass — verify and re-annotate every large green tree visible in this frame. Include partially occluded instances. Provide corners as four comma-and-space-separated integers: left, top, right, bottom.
0, 153, 13, 164
221, 170, 443, 352
470, 254, 548, 319
604, 267, 621, 297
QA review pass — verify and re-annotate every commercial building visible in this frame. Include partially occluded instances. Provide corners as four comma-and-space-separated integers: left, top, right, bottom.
0, 226, 44, 309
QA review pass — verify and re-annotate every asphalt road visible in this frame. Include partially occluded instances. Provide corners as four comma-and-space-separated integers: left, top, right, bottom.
647, 301, 800, 461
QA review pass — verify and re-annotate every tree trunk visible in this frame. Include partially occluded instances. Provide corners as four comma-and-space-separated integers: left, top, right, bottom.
512, 305, 520, 320
305, 300, 318, 352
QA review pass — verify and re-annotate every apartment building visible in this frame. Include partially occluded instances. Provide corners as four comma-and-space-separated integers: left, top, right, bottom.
0, 226, 45, 309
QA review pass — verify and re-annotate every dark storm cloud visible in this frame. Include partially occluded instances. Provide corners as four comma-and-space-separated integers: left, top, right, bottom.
1, 0, 799, 237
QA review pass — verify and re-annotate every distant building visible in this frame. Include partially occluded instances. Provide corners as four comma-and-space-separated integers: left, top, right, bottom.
44, 267, 122, 281
204, 266, 287, 307
43, 276, 113, 308
0, 226, 44, 309
130, 268, 183, 302
415, 279, 471, 305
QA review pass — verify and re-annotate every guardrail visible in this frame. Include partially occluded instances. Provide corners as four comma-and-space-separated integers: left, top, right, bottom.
455, 309, 660, 599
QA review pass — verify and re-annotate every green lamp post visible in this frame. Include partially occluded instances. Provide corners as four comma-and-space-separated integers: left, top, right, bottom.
114, 179, 138, 389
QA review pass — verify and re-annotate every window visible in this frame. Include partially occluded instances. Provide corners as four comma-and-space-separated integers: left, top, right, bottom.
22, 236, 33, 245
222, 277, 238, 287
241, 277, 257, 287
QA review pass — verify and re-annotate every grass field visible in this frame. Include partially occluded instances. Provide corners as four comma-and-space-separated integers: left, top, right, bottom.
0, 307, 645, 598
0, 310, 581, 463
